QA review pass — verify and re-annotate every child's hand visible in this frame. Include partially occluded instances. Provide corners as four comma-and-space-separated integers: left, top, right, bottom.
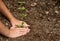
9, 27, 30, 38
11, 19, 30, 29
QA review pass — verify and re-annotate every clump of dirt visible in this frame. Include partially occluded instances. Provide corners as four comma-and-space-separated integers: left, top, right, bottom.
0, 0, 60, 41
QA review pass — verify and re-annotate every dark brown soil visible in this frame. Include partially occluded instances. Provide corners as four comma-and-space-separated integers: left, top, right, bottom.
0, 0, 60, 41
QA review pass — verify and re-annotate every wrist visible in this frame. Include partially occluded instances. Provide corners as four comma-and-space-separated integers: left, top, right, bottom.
10, 18, 16, 22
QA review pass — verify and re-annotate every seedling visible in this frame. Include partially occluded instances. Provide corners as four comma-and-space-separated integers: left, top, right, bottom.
16, 14, 27, 28
16, 21, 24, 28
17, 1, 27, 28
18, 2, 25, 6
20, 14, 27, 20
18, 7, 26, 11
20, 14, 27, 18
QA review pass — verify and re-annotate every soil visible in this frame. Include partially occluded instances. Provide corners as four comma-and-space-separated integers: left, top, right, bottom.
0, 0, 60, 41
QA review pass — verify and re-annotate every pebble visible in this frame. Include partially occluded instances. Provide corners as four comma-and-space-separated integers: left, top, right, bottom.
31, 2, 37, 6
45, 11, 49, 15
48, 17, 51, 21
55, 10, 59, 14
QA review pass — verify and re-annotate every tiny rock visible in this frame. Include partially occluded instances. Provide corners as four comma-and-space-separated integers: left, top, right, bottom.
55, 10, 59, 14
45, 11, 49, 15
31, 2, 37, 6
48, 17, 50, 20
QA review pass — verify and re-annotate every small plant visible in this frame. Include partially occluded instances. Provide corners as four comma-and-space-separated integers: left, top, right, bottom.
17, 1, 27, 28
18, 7, 26, 11
18, 1, 26, 12
16, 14, 27, 28
16, 21, 24, 28
18, 2, 25, 6
20, 14, 27, 19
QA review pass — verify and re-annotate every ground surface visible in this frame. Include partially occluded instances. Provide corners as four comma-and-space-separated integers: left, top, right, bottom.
0, 0, 60, 41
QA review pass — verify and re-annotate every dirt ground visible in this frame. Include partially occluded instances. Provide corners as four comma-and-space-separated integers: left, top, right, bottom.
0, 0, 60, 41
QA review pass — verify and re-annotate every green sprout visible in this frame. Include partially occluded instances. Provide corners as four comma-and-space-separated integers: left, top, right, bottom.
18, 7, 26, 11
16, 21, 24, 28
17, 1, 27, 28
16, 14, 27, 28
20, 14, 27, 20
18, 2, 25, 6
20, 14, 27, 18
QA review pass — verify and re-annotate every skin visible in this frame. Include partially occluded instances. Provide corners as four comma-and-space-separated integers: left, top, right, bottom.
0, 0, 30, 38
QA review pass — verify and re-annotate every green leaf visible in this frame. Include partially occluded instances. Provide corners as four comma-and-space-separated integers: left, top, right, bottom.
18, 7, 25, 11
16, 21, 24, 28
18, 2, 25, 6
20, 14, 27, 17
18, 2, 25, 4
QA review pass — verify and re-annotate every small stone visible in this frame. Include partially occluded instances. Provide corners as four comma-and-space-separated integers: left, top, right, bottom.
31, 2, 37, 6
48, 17, 50, 20
45, 11, 49, 15
55, 10, 59, 14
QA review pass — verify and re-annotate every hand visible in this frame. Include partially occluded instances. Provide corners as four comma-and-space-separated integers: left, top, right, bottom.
11, 19, 30, 28
9, 26, 30, 38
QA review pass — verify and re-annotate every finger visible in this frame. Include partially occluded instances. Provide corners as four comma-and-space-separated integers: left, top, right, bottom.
23, 23, 30, 27
10, 25, 18, 29
19, 28, 30, 32
19, 29, 30, 35
23, 26, 28, 28
27, 25, 30, 27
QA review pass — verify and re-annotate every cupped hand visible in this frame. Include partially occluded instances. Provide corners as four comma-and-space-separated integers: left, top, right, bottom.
9, 26, 30, 38
11, 19, 30, 29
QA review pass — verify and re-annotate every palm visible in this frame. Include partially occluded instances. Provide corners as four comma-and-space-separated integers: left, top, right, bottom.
9, 27, 30, 38
11, 19, 30, 28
